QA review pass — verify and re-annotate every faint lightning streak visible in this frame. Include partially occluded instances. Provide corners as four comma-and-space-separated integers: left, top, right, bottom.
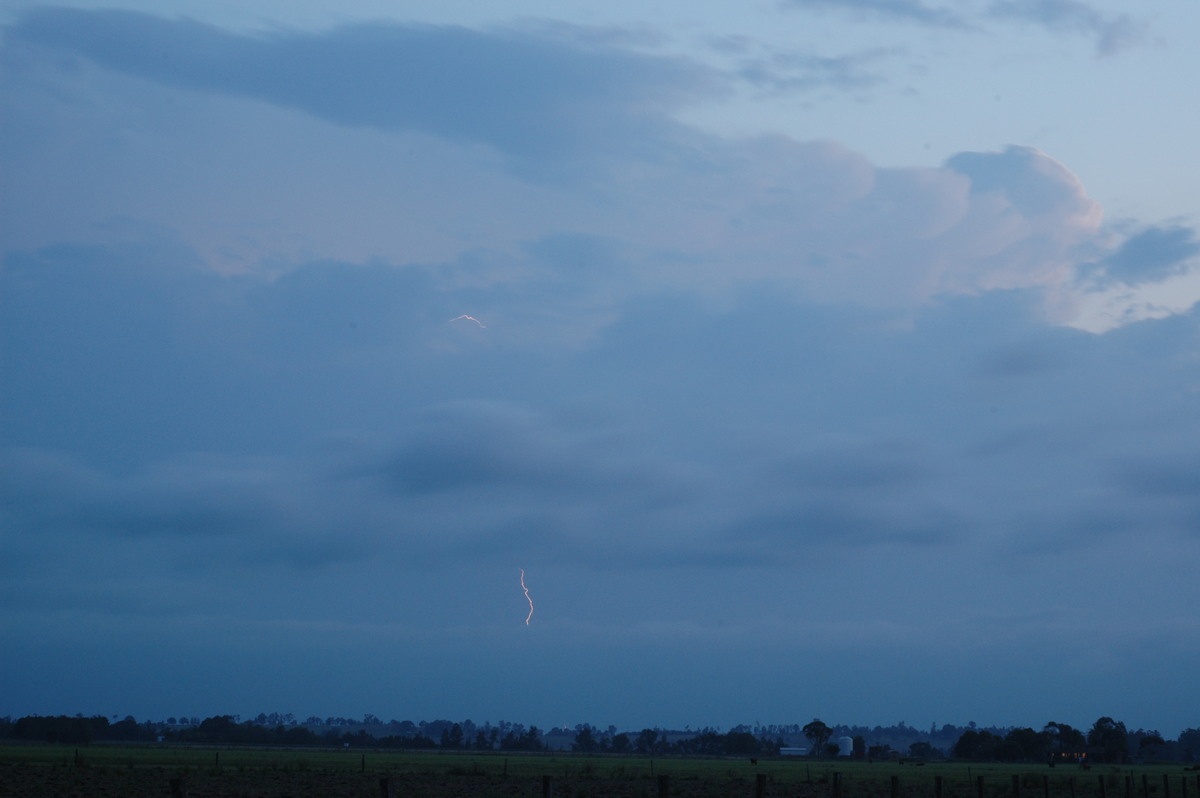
449, 314, 486, 329
520, 569, 534, 626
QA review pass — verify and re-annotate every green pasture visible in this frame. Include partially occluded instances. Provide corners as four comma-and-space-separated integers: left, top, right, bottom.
0, 744, 1193, 795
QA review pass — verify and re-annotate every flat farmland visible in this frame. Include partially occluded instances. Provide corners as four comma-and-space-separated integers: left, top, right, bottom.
0, 745, 1193, 797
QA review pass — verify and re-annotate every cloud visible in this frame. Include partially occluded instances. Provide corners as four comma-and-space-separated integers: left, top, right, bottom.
4, 220, 1199, 730
986, 0, 1145, 56
711, 38, 896, 95
783, 0, 967, 27
783, 0, 1146, 54
2, 7, 1172, 330
8, 234, 1197, 578
1086, 225, 1200, 287
6, 6, 717, 175
654, 141, 1104, 306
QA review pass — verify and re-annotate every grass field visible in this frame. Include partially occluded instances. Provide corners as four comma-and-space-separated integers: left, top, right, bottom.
1, 744, 1195, 797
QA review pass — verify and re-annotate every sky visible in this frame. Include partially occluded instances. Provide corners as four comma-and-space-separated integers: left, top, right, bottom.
1, 0, 1198, 738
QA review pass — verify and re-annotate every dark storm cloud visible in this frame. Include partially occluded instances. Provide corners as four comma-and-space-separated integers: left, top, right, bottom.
7, 6, 715, 169
370, 402, 627, 496
0, 447, 366, 572
9, 232, 1199, 575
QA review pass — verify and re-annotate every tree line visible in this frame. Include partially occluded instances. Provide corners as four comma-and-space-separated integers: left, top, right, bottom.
949, 718, 1196, 764
2, 714, 1197, 763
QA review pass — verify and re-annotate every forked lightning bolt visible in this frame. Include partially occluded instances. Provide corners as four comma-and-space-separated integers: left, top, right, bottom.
520, 569, 534, 626
449, 314, 486, 329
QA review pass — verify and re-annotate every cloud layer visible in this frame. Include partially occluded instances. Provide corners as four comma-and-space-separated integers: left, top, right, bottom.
2, 5, 1198, 734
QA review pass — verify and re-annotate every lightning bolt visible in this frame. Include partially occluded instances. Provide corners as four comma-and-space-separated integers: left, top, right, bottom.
520, 569, 534, 626
449, 314, 486, 329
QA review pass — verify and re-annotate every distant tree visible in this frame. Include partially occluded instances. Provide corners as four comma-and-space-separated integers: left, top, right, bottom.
440, 723, 464, 749
500, 724, 543, 751
278, 725, 318, 746
953, 730, 978, 760
107, 716, 152, 742
14, 715, 108, 745
803, 719, 833, 758
1005, 727, 1046, 761
909, 741, 936, 759
853, 735, 866, 757
724, 731, 761, 756
994, 738, 1023, 763
1044, 722, 1086, 754
611, 732, 631, 753
573, 725, 599, 752
1088, 717, 1128, 763
635, 728, 658, 754
1136, 731, 1165, 760
1179, 729, 1200, 762
192, 715, 240, 744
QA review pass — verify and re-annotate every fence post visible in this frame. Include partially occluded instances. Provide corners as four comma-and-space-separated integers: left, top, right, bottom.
657, 774, 670, 798
1098, 775, 1106, 798
1070, 776, 1076, 798
169, 777, 187, 798
1144, 774, 1150, 798
1163, 775, 1171, 798
891, 774, 900, 798
1013, 774, 1021, 798
756, 773, 768, 798
978, 774, 986, 798
936, 774, 944, 798
1125, 775, 1134, 798
1044, 774, 1051, 798
378, 777, 393, 798
542, 774, 553, 798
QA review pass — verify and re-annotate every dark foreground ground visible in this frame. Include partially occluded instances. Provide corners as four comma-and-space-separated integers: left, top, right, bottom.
2, 751, 1193, 798
0, 762, 814, 797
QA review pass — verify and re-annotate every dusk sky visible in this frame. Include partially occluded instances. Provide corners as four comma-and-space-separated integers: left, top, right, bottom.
2, 0, 1198, 738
